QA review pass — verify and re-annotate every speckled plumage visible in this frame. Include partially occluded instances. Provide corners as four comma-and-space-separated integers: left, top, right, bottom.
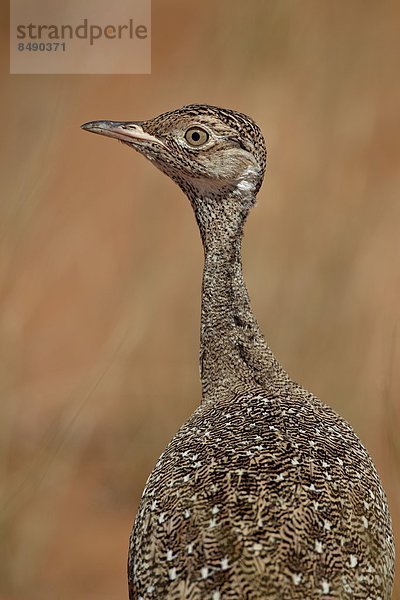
81, 105, 395, 599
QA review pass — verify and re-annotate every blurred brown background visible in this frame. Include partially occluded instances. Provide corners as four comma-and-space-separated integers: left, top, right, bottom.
1, 1, 399, 598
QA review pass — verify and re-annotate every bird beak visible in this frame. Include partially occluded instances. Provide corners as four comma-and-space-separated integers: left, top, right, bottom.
80, 120, 165, 147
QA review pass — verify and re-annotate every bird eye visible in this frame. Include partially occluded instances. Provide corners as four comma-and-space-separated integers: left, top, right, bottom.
184, 127, 209, 147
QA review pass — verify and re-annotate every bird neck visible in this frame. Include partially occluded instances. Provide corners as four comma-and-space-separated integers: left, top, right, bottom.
192, 192, 288, 404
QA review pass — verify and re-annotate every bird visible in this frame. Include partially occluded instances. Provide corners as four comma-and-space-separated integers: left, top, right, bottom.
81, 104, 395, 600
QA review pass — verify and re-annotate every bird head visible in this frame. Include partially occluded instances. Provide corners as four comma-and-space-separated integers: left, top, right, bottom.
81, 104, 267, 205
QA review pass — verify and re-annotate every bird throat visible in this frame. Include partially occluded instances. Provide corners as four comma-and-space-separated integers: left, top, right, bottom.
192, 191, 287, 404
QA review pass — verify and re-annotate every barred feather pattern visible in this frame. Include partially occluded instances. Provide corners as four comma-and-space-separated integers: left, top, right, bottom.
129, 385, 394, 599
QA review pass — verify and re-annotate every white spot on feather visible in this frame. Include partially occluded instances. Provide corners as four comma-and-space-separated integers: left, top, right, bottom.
315, 540, 323, 553
236, 166, 258, 194
324, 519, 332, 531
237, 179, 254, 193
349, 555, 358, 568
321, 580, 330, 594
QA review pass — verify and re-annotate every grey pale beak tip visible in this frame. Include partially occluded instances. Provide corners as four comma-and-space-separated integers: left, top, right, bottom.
80, 119, 164, 147
80, 120, 119, 133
